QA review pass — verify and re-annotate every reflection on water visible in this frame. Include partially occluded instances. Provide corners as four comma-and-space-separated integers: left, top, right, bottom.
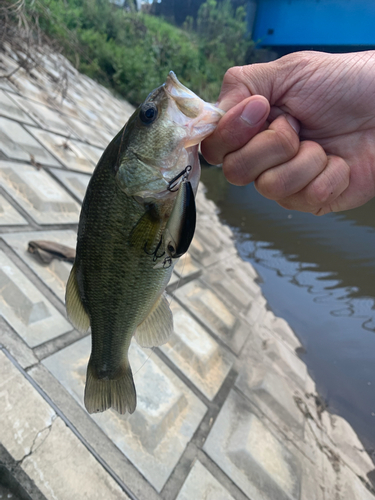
201, 165, 375, 452
245, 238, 375, 334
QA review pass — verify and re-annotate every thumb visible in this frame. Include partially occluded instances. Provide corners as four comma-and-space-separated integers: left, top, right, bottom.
201, 95, 270, 166
217, 64, 276, 111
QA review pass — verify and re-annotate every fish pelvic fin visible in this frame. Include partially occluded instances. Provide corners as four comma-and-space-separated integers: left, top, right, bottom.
135, 293, 173, 348
84, 358, 136, 414
65, 263, 90, 333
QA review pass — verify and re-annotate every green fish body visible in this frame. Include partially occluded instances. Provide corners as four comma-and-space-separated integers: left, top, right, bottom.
66, 72, 223, 414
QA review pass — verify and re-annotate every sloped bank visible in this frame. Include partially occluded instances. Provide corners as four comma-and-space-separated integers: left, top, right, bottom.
0, 42, 374, 500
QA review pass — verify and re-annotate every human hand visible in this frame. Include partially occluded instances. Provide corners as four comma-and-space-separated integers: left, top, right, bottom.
201, 51, 375, 215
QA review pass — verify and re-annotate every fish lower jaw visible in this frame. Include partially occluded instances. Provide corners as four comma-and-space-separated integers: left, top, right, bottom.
183, 123, 218, 148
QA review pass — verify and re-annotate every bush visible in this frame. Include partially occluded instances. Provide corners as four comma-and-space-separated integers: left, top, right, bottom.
7, 0, 253, 105
193, 0, 252, 99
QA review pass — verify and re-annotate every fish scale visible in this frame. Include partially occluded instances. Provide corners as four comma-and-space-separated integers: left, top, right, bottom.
76, 134, 173, 373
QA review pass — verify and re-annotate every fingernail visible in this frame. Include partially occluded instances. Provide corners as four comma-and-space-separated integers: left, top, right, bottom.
240, 100, 268, 126
285, 114, 300, 134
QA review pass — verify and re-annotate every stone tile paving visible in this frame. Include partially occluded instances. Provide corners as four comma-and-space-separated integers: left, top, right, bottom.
175, 460, 236, 500
25, 128, 96, 173
43, 337, 207, 493
0, 250, 72, 347
0, 43, 374, 500
0, 89, 37, 125
160, 301, 234, 400
0, 118, 61, 166
0, 351, 129, 500
3, 230, 77, 301
0, 162, 81, 224
0, 194, 28, 225
48, 168, 91, 202
204, 390, 302, 500
8, 92, 77, 137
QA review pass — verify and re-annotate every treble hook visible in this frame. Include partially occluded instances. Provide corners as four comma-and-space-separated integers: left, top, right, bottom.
167, 165, 192, 192
144, 238, 165, 261
153, 255, 173, 270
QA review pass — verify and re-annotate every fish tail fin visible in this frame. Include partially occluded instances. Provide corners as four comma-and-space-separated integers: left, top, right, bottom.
84, 358, 136, 415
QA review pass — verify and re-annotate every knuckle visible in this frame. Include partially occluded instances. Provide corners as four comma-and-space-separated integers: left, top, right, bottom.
305, 157, 350, 206
255, 169, 287, 200
306, 178, 335, 207
277, 197, 297, 210
222, 66, 244, 87
223, 150, 252, 186
274, 126, 299, 160
305, 178, 333, 206
303, 141, 326, 169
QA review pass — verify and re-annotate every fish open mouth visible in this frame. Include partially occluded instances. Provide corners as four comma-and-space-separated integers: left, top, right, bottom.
164, 71, 224, 147
156, 71, 225, 197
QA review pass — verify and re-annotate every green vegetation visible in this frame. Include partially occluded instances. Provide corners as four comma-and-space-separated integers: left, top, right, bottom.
4, 0, 253, 104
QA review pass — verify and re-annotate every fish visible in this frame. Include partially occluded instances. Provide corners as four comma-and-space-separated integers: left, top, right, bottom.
65, 72, 224, 415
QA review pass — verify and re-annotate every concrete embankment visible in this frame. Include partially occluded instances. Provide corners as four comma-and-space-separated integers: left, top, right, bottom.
0, 43, 374, 500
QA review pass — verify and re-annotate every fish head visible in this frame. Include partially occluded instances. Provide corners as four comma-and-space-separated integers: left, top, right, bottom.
116, 72, 224, 201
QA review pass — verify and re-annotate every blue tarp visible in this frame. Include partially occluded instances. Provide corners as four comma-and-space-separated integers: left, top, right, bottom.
252, 0, 375, 47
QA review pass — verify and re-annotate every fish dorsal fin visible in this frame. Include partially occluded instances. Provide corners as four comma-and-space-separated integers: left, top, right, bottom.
129, 206, 161, 252
65, 263, 90, 333
135, 293, 173, 347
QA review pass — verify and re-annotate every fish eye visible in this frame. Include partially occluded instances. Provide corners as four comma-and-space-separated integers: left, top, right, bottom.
140, 103, 158, 125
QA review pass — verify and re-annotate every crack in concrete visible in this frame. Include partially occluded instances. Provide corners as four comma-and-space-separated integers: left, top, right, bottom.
16, 415, 56, 468
294, 391, 375, 498
294, 394, 315, 422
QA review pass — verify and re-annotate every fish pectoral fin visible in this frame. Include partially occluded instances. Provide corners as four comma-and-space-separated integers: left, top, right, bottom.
135, 293, 173, 347
65, 263, 90, 333
84, 358, 136, 414
129, 207, 161, 252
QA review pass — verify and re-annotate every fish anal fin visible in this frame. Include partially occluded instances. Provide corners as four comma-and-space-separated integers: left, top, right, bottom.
84, 358, 136, 414
65, 263, 90, 333
135, 293, 173, 347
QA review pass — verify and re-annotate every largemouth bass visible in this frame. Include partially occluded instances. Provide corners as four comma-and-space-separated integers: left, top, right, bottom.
65, 72, 223, 414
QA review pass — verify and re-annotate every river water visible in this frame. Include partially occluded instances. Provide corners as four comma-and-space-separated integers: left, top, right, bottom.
200, 165, 375, 454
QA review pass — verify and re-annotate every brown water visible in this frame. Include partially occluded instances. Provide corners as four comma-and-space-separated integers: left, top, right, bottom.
201, 165, 375, 454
